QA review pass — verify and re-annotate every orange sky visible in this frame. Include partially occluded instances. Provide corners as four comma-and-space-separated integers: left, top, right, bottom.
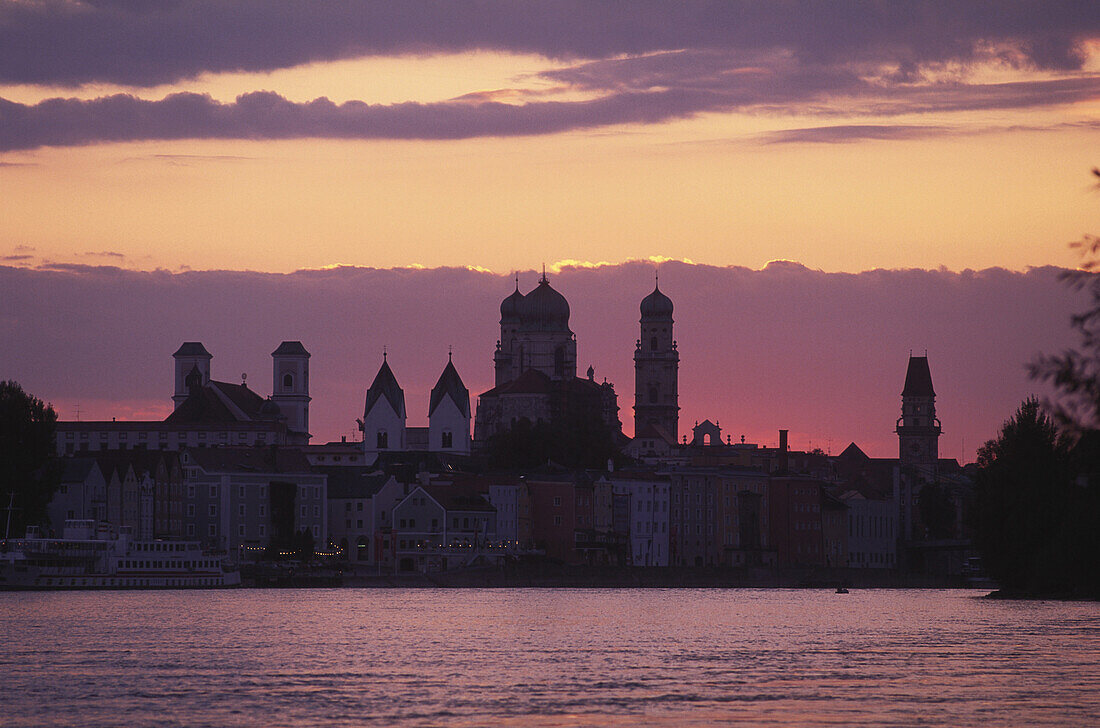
2, 44, 1098, 275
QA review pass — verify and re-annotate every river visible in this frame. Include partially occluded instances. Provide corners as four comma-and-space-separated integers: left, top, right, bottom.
2, 588, 1097, 726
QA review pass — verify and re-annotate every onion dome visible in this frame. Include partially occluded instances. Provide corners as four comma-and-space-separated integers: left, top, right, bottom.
640, 284, 674, 319
520, 276, 570, 331
259, 398, 283, 418
500, 284, 524, 323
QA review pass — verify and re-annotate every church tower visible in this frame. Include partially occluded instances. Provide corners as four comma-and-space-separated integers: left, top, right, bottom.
634, 279, 679, 441
896, 354, 940, 467
271, 341, 311, 441
172, 342, 212, 409
362, 353, 407, 455
896, 354, 942, 541
429, 353, 471, 454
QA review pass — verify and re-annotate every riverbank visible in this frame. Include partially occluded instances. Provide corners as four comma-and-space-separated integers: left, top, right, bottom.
251, 563, 978, 589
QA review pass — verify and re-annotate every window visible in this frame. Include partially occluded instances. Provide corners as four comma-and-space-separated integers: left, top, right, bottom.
187, 524, 195, 536
650, 336, 658, 351
238, 525, 245, 537
553, 516, 562, 525
210, 485, 218, 498
208, 504, 217, 516
258, 525, 265, 537
208, 524, 216, 536
239, 486, 245, 498
259, 505, 266, 517
283, 373, 293, 389
238, 505, 245, 517
377, 431, 388, 449
301, 505, 307, 518
187, 504, 195, 517
649, 385, 658, 403
345, 502, 352, 512
357, 519, 363, 529
356, 502, 363, 512
553, 496, 561, 507
187, 485, 195, 498
441, 431, 453, 449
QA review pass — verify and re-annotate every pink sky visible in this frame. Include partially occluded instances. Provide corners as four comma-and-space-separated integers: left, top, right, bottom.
0, 261, 1083, 461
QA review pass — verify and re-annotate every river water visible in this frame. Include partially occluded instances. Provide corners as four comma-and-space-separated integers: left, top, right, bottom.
2, 588, 1097, 727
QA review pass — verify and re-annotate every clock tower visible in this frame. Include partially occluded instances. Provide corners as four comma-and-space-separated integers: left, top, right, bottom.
896, 354, 940, 467
896, 354, 942, 542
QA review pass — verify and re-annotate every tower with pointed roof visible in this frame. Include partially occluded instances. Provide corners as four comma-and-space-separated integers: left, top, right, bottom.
896, 354, 942, 541
173, 342, 212, 409
271, 341, 311, 441
429, 354, 471, 454
896, 355, 940, 467
362, 354, 407, 454
634, 278, 679, 441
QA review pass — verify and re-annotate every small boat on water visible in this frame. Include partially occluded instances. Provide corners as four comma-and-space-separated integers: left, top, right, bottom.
835, 587, 849, 594
0, 520, 240, 590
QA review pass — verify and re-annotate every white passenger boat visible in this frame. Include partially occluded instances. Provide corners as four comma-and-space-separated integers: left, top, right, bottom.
0, 520, 241, 590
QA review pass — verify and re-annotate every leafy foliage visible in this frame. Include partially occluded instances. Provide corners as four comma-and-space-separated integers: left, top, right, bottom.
484, 414, 620, 471
974, 398, 1098, 597
1028, 168, 1100, 435
917, 482, 956, 539
0, 381, 60, 535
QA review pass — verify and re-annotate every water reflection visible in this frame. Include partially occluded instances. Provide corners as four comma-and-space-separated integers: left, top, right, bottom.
2, 589, 1097, 727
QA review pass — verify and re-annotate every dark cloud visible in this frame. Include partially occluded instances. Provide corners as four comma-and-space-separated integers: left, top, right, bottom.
0, 89, 729, 151
1, 2, 1098, 86
760, 124, 951, 144
1, 254, 33, 261
4, 65, 1099, 152
0, 260, 1084, 459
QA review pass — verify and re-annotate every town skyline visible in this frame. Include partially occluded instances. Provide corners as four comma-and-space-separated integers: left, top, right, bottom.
4, 258, 1083, 463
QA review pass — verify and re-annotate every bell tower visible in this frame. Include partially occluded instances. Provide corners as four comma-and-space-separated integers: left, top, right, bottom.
896, 354, 942, 541
634, 277, 679, 441
896, 354, 940, 467
271, 341, 311, 441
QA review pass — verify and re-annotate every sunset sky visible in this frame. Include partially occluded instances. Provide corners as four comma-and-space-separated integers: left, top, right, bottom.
2, 2, 1099, 456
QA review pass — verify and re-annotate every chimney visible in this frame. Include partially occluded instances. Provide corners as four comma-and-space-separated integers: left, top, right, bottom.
778, 429, 789, 473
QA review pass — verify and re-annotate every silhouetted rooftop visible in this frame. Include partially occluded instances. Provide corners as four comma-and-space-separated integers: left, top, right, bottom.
272, 341, 310, 357
364, 358, 406, 418
173, 342, 211, 357
902, 356, 936, 397
429, 358, 470, 417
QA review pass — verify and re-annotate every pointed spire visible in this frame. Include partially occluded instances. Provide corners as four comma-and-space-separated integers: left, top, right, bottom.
383, 346, 387, 361
541, 262, 547, 283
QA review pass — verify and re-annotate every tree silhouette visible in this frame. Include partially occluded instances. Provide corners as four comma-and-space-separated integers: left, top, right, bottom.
1028, 168, 1100, 435
0, 381, 60, 536
974, 398, 1097, 597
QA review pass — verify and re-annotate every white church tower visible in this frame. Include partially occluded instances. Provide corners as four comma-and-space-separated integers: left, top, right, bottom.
429, 354, 471, 454
271, 341, 311, 441
362, 353, 407, 455
172, 342, 212, 409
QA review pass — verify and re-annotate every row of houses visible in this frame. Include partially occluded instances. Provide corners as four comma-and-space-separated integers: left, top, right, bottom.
46, 435, 923, 572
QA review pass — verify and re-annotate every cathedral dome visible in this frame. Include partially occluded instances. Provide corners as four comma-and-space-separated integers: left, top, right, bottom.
259, 398, 282, 419
500, 285, 524, 323
520, 277, 570, 331
640, 284, 674, 319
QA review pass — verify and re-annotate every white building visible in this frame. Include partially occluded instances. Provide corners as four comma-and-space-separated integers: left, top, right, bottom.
841, 490, 898, 568
607, 474, 670, 566
428, 355, 471, 455
361, 355, 407, 456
